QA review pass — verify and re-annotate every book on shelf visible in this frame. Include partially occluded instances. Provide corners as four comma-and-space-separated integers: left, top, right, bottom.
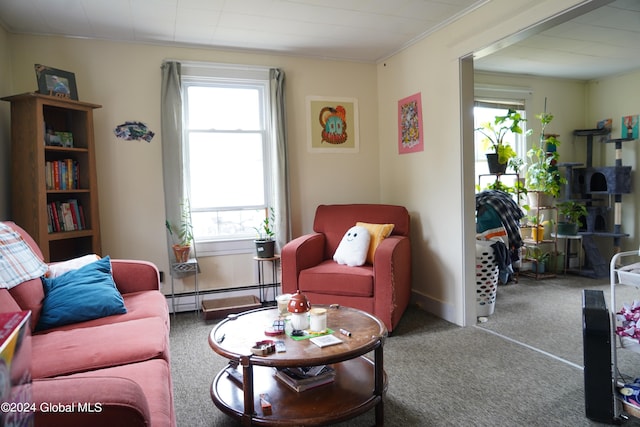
47, 199, 85, 233
274, 365, 335, 392
45, 159, 79, 190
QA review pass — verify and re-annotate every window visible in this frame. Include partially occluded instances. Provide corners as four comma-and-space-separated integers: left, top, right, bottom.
474, 94, 528, 191
181, 64, 273, 254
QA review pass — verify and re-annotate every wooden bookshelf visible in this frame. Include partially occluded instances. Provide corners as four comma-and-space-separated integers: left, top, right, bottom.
2, 92, 102, 262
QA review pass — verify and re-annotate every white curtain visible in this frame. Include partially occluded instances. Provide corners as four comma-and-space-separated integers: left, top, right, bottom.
160, 61, 184, 263
160, 63, 291, 258
270, 68, 292, 250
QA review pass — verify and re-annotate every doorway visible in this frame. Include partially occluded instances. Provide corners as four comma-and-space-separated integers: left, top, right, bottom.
461, 0, 621, 326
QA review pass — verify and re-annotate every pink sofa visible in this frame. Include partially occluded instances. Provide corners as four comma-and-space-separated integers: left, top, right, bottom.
281, 204, 411, 332
0, 221, 175, 427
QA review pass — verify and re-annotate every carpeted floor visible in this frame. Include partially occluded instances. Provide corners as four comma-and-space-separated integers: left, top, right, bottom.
169, 274, 640, 426
476, 274, 612, 367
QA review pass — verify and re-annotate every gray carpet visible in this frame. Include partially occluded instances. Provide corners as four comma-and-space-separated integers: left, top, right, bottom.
476, 274, 612, 367
169, 276, 640, 426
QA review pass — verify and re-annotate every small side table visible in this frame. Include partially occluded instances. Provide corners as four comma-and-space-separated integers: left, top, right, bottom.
552, 233, 582, 274
253, 255, 280, 305
170, 258, 199, 315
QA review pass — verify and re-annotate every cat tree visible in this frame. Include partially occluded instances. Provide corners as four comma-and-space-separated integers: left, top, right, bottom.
558, 128, 634, 278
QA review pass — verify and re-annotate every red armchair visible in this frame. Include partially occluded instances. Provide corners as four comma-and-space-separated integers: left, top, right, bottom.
281, 204, 411, 332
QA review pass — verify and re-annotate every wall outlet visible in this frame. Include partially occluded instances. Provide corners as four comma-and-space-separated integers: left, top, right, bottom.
159, 271, 164, 283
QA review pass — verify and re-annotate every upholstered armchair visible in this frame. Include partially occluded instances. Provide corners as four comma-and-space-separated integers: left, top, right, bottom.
281, 204, 411, 332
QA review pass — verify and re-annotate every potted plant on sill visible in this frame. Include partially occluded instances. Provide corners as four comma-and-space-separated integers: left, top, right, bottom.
524, 111, 566, 207
475, 109, 530, 174
254, 207, 276, 259
556, 200, 588, 235
166, 200, 194, 263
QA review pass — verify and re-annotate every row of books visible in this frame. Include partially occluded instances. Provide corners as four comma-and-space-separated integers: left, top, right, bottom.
47, 199, 86, 233
274, 365, 335, 392
45, 159, 79, 190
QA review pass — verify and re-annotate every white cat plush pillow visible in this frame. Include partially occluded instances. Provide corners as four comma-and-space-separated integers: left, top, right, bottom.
333, 225, 371, 267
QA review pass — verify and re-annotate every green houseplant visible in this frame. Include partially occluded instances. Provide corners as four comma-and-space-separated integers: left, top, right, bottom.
525, 213, 547, 243
526, 246, 550, 274
253, 207, 276, 258
524, 112, 566, 204
475, 109, 530, 174
166, 200, 194, 263
556, 201, 588, 235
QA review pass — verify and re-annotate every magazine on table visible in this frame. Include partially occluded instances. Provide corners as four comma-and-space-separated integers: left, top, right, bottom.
274, 365, 335, 392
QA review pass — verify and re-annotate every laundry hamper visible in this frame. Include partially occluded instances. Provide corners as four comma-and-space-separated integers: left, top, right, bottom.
476, 240, 499, 316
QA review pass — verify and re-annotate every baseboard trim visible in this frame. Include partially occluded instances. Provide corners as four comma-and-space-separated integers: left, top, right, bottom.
166, 286, 275, 314
410, 290, 458, 326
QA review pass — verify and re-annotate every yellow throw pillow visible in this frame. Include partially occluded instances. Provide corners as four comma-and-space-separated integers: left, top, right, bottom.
356, 222, 395, 264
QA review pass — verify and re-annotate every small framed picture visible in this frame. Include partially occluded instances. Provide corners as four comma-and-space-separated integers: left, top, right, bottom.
306, 96, 359, 153
55, 132, 74, 148
34, 64, 78, 100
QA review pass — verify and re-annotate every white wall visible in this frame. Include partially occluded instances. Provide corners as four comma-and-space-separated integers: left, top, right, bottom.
376, 0, 586, 325
5, 35, 379, 295
586, 69, 640, 253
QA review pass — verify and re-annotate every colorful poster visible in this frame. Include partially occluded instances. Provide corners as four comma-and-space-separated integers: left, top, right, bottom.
307, 97, 359, 153
622, 115, 639, 139
398, 93, 424, 154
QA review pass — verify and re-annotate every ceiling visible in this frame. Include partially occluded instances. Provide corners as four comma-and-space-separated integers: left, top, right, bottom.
0, 0, 638, 80
474, 0, 640, 80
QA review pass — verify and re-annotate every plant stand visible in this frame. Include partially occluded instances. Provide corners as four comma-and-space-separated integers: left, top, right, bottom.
254, 255, 280, 305
520, 192, 558, 280
552, 233, 583, 274
170, 258, 199, 315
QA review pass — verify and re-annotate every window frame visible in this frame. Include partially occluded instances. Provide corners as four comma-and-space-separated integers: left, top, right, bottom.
180, 64, 274, 256
474, 84, 532, 190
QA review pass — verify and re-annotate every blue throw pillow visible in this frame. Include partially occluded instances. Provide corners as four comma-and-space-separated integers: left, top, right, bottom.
36, 256, 127, 331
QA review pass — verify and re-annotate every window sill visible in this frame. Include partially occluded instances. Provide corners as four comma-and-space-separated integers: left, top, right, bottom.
194, 238, 256, 257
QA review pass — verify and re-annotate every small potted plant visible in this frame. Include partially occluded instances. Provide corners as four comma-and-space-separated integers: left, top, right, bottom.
556, 201, 588, 235
254, 207, 276, 258
524, 111, 566, 206
166, 200, 194, 263
475, 109, 530, 174
526, 214, 546, 243
526, 246, 550, 274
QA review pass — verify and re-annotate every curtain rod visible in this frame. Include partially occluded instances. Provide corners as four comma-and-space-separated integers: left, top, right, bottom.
162, 59, 273, 72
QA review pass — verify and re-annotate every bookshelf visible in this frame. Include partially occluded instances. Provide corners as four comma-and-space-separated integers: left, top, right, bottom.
2, 92, 102, 262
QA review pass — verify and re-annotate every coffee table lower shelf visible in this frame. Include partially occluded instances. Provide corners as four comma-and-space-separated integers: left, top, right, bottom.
211, 356, 387, 426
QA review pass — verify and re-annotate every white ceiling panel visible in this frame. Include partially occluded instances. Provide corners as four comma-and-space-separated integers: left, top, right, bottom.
0, 0, 638, 80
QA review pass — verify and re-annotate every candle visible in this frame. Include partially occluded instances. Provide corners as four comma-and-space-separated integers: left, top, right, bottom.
309, 308, 327, 333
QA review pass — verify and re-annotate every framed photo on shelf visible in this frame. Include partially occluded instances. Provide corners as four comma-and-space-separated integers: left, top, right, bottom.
34, 64, 78, 100
306, 96, 359, 153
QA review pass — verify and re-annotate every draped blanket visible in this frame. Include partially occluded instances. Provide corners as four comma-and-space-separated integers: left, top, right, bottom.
475, 190, 524, 250
0, 223, 48, 289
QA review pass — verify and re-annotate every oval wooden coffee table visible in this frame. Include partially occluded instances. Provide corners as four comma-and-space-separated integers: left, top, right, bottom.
208, 305, 388, 426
